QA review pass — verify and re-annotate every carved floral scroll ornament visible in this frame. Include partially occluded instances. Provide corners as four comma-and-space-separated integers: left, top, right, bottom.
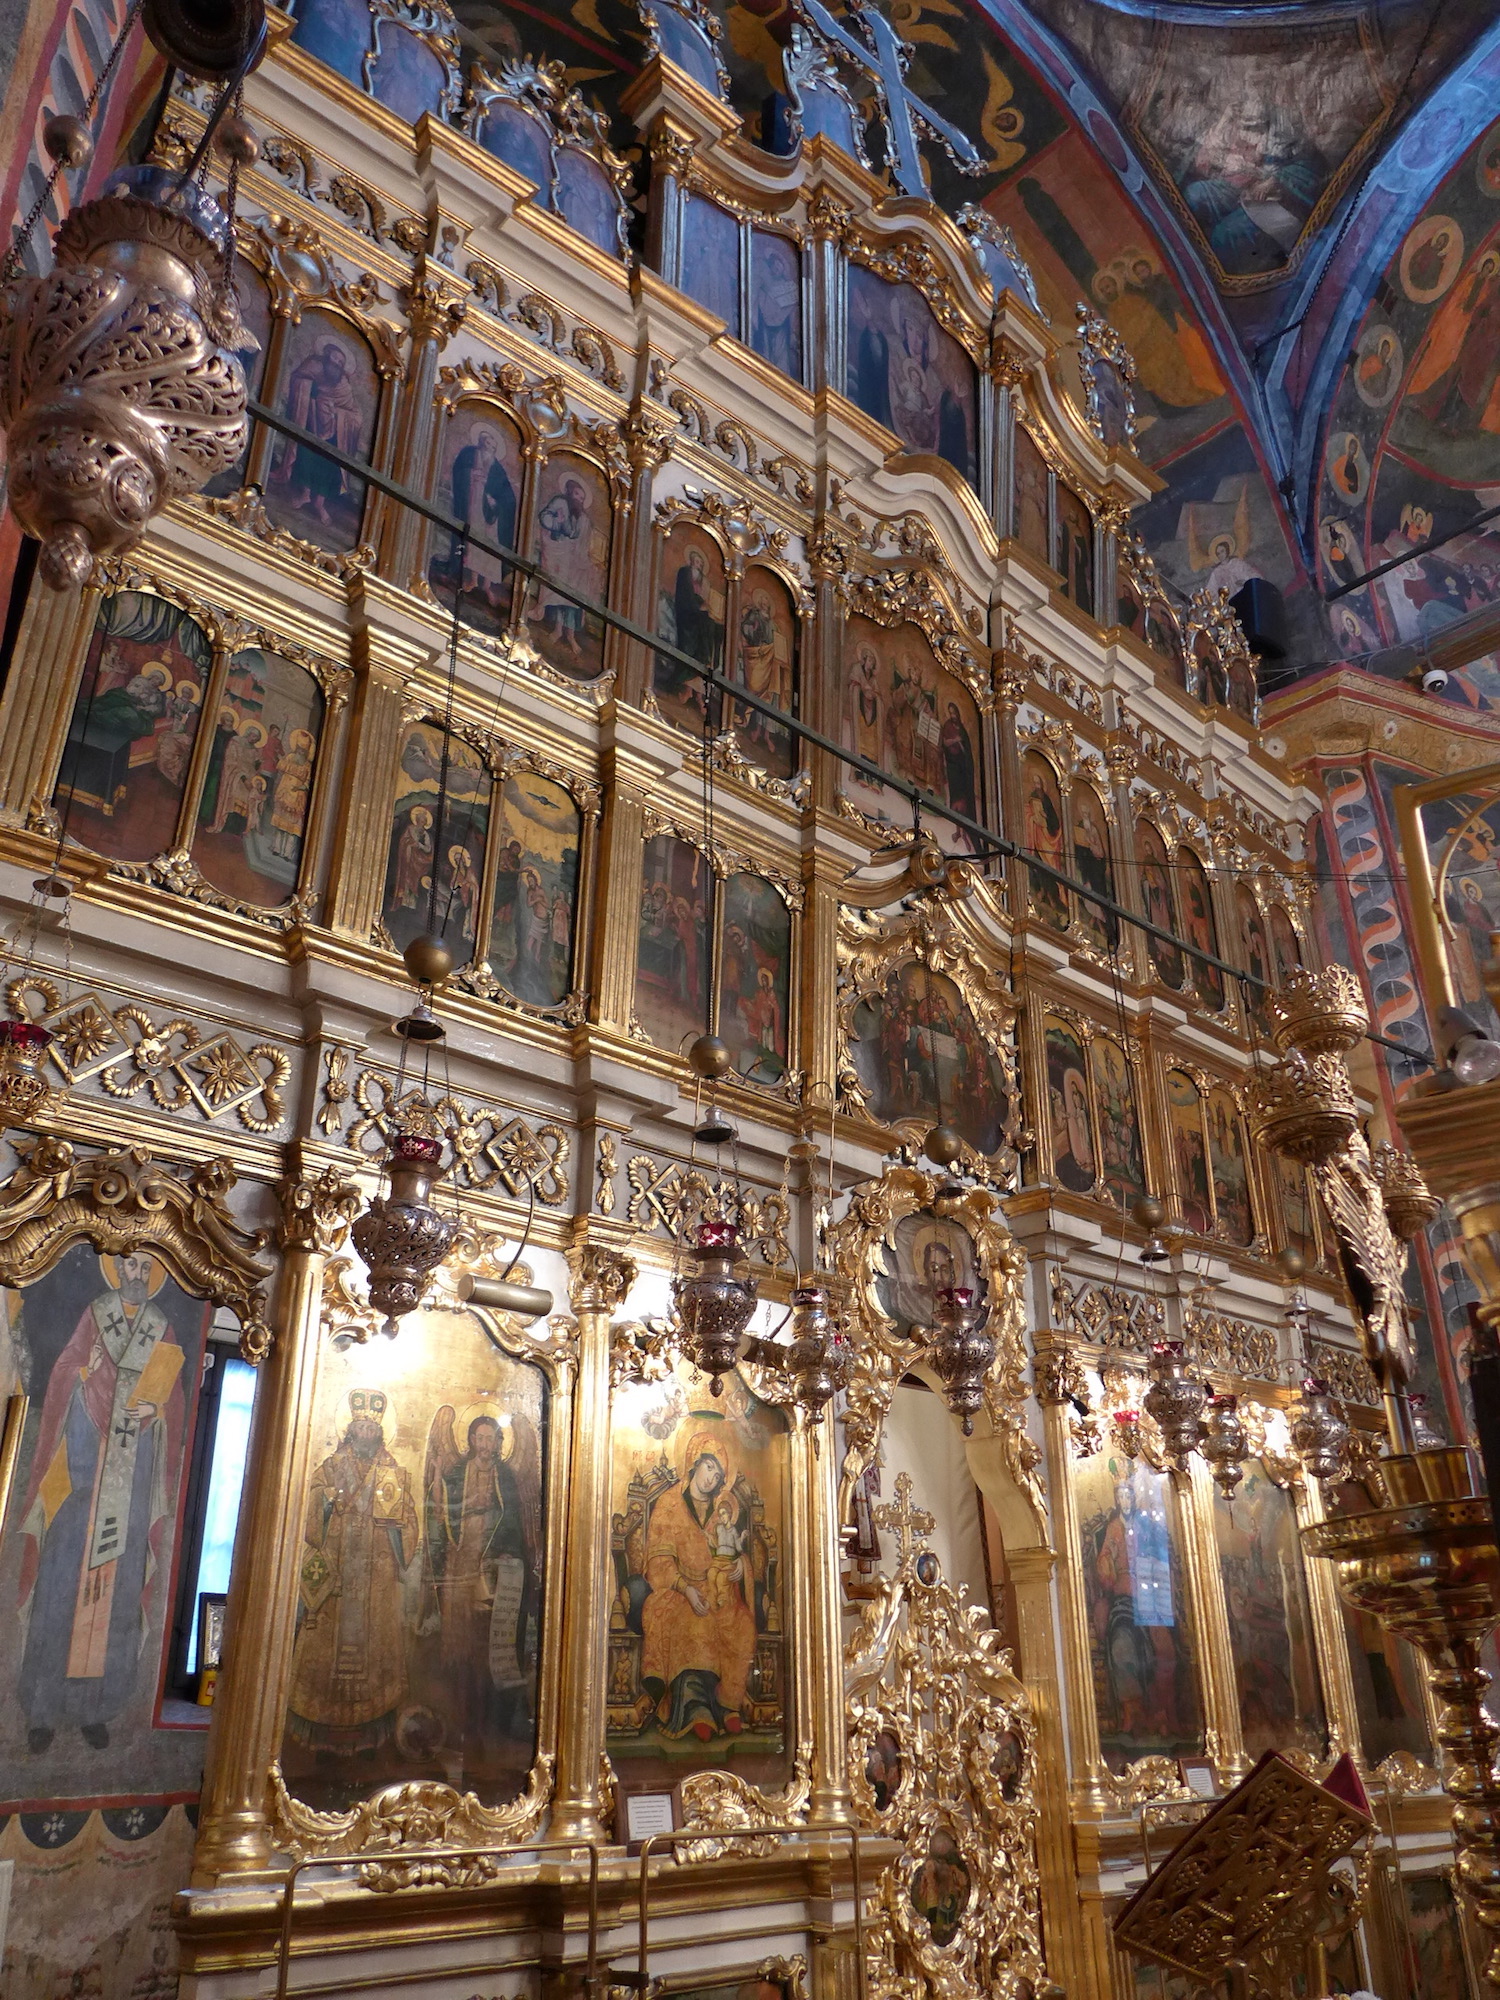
0, 1138, 273, 1359
846, 1473, 1046, 2000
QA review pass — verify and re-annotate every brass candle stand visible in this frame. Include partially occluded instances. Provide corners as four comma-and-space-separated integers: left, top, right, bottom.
1249, 968, 1500, 1984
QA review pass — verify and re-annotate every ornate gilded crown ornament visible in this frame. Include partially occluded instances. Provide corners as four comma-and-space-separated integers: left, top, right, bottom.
1371, 1139, 1440, 1243
1247, 1051, 1358, 1164
673, 1218, 759, 1393
0, 0, 268, 587
351, 1129, 460, 1338
1143, 1340, 1208, 1470
1267, 964, 1369, 1058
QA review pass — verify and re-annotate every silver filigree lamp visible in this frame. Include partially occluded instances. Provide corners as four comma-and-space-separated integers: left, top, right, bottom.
0, 0, 269, 586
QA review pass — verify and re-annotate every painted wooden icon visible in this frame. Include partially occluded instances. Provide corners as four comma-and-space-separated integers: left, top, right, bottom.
206, 259, 274, 498
682, 193, 740, 330
1076, 1451, 1204, 1772
382, 721, 490, 969
1166, 1068, 1213, 1235
1092, 1036, 1145, 1202
850, 964, 1013, 1156
840, 615, 981, 853
876, 1209, 987, 1343
55, 592, 213, 866
1213, 1461, 1327, 1764
635, 834, 712, 1055
1135, 821, 1186, 988
1236, 884, 1273, 1032
1342, 1599, 1430, 1767
1269, 904, 1302, 985
1013, 426, 1050, 566
606, 1361, 791, 1789
280, 1309, 548, 1811
720, 872, 791, 1086
488, 772, 581, 1011
263, 310, 380, 554
750, 229, 802, 379
1045, 1016, 1095, 1194
1178, 848, 1224, 1011
727, 565, 796, 777
193, 651, 324, 908
527, 452, 611, 680
846, 265, 977, 485
1070, 783, 1116, 948
430, 405, 524, 639
654, 523, 727, 735
2, 1246, 211, 1790
1057, 484, 1095, 614
1023, 752, 1069, 928
1206, 1086, 1253, 1244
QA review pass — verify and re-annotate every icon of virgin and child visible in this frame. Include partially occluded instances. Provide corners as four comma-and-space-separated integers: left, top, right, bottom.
633, 1427, 775, 1743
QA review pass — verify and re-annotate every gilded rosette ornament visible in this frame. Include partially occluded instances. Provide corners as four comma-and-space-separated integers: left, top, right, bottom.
0, 166, 251, 588
1247, 1052, 1358, 1164
1268, 964, 1369, 1058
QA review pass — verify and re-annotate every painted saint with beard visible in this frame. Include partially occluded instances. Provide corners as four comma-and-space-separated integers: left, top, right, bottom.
287, 1388, 421, 1754
16, 1251, 187, 1752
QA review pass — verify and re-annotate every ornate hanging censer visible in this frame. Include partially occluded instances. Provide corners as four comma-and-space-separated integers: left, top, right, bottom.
0, 0, 268, 587
1143, 1340, 1208, 1471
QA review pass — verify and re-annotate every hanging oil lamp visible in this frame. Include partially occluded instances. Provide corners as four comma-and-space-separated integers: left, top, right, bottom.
352, 1127, 459, 1337
0, 2, 269, 586
928, 1284, 995, 1437
1132, 1194, 1171, 1265
1143, 1340, 1207, 1471
674, 1217, 759, 1393
1200, 1394, 1248, 1497
1113, 1407, 1142, 1458
1290, 1378, 1349, 1482
781, 1280, 849, 1421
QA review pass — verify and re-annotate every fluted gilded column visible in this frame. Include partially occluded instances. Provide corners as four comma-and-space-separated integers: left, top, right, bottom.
193, 1154, 361, 1882
551, 1236, 637, 1843
803, 1419, 852, 1827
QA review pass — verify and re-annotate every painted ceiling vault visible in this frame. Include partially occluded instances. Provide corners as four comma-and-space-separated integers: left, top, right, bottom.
455, 0, 1500, 691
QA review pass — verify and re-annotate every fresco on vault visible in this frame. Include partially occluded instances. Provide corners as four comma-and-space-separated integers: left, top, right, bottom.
1316, 114, 1500, 708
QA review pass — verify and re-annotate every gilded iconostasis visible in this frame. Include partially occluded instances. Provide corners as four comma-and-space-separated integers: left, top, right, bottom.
0, 2, 1494, 1999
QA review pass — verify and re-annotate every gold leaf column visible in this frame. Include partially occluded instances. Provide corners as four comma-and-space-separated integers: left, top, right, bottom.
551, 1233, 637, 1843
0, 573, 101, 829
193, 1151, 361, 1882
324, 651, 408, 943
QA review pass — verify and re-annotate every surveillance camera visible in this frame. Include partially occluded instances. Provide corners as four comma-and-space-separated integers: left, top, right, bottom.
1421, 665, 1449, 693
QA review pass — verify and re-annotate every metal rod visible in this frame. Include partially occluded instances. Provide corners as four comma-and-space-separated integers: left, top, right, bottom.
1325, 496, 1500, 602
241, 396, 1427, 1067
273, 1837, 600, 2000
634, 1822, 866, 2000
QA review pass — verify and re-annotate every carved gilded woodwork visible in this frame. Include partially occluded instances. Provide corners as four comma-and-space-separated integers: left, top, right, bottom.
846, 1472, 1046, 2000
835, 904, 1021, 1184
830, 1162, 1040, 1528
0, 1137, 273, 1360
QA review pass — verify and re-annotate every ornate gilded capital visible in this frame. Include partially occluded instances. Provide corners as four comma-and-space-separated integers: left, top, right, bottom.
1104, 737, 1139, 785
277, 1160, 362, 1256
806, 520, 855, 580
567, 1239, 637, 1314
621, 407, 675, 473
647, 121, 696, 178
400, 272, 468, 349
